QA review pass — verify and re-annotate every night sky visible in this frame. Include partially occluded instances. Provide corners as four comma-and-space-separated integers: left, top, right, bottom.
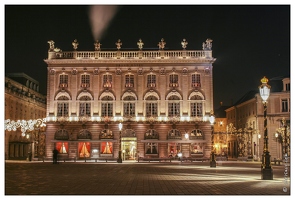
4, 5, 290, 109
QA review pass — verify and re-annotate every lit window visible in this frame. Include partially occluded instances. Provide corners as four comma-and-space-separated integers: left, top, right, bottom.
190, 95, 203, 117
57, 95, 69, 117
145, 143, 158, 154
145, 95, 158, 117
56, 142, 68, 154
103, 74, 112, 88
59, 74, 68, 88
191, 74, 201, 87
101, 142, 113, 154
168, 143, 181, 157
168, 95, 180, 117
190, 143, 203, 154
101, 96, 113, 117
81, 74, 90, 88
79, 142, 91, 158
147, 74, 156, 88
125, 74, 134, 88
123, 96, 136, 117
169, 74, 179, 87
79, 96, 91, 116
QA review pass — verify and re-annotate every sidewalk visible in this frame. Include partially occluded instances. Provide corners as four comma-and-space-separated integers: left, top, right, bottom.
5, 160, 291, 195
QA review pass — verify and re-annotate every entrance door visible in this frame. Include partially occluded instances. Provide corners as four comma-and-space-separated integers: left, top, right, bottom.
121, 137, 137, 160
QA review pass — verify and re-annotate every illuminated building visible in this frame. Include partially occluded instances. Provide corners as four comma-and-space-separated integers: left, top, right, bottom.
5, 73, 46, 160
225, 77, 290, 161
43, 38, 216, 161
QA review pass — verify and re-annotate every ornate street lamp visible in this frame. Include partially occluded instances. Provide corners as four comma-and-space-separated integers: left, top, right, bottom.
209, 111, 216, 167
259, 76, 273, 180
117, 122, 123, 163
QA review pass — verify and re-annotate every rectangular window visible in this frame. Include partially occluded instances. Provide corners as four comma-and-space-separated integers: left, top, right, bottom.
146, 103, 157, 117
101, 103, 113, 117
79, 103, 91, 116
124, 102, 135, 117
145, 143, 158, 154
125, 74, 134, 88
55, 142, 68, 154
57, 103, 69, 117
81, 74, 90, 88
168, 103, 180, 117
168, 143, 181, 157
282, 99, 289, 112
285, 83, 290, 91
103, 74, 112, 88
169, 74, 178, 87
59, 74, 68, 87
147, 74, 156, 87
101, 142, 113, 154
190, 103, 203, 117
192, 74, 201, 87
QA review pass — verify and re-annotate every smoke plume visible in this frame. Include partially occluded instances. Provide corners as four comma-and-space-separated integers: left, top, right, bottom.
89, 5, 118, 41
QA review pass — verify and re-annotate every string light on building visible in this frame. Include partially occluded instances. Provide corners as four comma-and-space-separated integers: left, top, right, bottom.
5, 118, 46, 136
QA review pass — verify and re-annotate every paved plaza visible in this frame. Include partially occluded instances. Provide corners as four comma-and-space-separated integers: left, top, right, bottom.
4, 160, 291, 195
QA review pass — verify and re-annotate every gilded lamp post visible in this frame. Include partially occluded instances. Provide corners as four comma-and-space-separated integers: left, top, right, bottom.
117, 122, 123, 163
259, 76, 273, 180
209, 111, 216, 167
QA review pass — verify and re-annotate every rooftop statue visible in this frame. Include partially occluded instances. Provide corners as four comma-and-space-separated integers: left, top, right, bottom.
137, 39, 144, 50
158, 38, 166, 50
202, 38, 213, 50
47, 40, 55, 51
181, 39, 188, 49
72, 39, 79, 50
116, 39, 122, 50
94, 40, 101, 51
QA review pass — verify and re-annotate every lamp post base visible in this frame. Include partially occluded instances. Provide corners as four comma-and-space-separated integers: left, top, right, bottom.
117, 150, 122, 163
210, 153, 216, 167
261, 168, 273, 180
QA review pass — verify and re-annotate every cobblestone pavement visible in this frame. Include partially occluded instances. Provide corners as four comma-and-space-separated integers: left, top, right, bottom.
4, 160, 291, 195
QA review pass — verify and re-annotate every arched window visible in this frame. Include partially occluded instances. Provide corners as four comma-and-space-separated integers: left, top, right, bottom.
101, 95, 113, 117
168, 95, 180, 117
144, 129, 159, 139
79, 95, 91, 116
123, 95, 136, 117
168, 129, 181, 139
145, 95, 158, 117
190, 94, 203, 117
57, 95, 69, 117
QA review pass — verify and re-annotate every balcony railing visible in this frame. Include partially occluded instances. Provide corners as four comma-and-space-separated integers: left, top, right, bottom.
81, 83, 90, 88
147, 83, 156, 88
49, 50, 212, 60
125, 83, 134, 88
103, 82, 112, 88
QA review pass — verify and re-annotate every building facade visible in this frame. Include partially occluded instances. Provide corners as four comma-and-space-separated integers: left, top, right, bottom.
43, 38, 216, 161
225, 77, 290, 161
5, 73, 47, 160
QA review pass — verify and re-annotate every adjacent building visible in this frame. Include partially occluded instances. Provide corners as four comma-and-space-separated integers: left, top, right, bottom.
5, 73, 47, 160
225, 77, 290, 161
43, 38, 216, 160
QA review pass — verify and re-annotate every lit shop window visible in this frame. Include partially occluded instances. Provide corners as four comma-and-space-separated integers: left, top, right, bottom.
55, 142, 68, 154
101, 142, 113, 154
168, 143, 181, 157
190, 143, 204, 155
145, 143, 158, 154
78, 142, 91, 158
